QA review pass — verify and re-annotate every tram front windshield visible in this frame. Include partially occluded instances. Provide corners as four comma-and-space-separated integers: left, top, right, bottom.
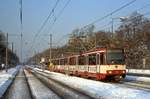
107, 50, 125, 64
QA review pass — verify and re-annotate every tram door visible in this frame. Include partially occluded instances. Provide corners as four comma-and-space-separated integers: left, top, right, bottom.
96, 53, 100, 73
99, 52, 106, 73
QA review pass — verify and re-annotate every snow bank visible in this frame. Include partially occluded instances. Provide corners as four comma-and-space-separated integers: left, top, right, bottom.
0, 66, 20, 98
34, 69, 150, 99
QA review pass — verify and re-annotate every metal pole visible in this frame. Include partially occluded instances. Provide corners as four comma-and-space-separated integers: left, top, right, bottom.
12, 42, 14, 53
95, 33, 97, 48
20, 33, 23, 64
34, 50, 36, 64
5, 33, 8, 72
111, 18, 114, 36
49, 34, 52, 63
143, 58, 146, 68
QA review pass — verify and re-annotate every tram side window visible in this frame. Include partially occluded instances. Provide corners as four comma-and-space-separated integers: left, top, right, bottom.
60, 59, 65, 65
78, 56, 86, 65
89, 54, 96, 65
52, 60, 55, 65
97, 54, 100, 65
56, 60, 59, 65
69, 57, 76, 65
64, 58, 68, 65
52, 60, 58, 65
53, 60, 58, 65
100, 53, 105, 65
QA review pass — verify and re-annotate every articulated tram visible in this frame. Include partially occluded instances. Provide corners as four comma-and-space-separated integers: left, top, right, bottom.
49, 47, 126, 81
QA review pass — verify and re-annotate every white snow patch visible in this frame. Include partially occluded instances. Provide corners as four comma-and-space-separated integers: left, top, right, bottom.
0, 66, 20, 97
125, 75, 150, 83
34, 68, 150, 99
127, 69, 150, 75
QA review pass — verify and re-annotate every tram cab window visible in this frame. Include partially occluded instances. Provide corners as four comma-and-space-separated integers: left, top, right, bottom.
78, 55, 86, 65
89, 54, 96, 65
100, 53, 105, 65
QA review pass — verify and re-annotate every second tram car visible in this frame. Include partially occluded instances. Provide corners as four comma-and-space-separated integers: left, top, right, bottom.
50, 47, 126, 81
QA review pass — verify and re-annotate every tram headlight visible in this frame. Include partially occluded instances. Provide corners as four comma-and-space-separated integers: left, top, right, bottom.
122, 71, 125, 73
108, 71, 112, 74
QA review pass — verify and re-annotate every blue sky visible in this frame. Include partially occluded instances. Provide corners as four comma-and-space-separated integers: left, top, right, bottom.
0, 0, 150, 62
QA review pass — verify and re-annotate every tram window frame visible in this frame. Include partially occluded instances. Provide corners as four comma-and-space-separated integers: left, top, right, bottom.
96, 54, 100, 65
100, 53, 106, 65
88, 53, 96, 65
52, 60, 54, 65
53, 60, 56, 65
69, 57, 76, 65
76, 56, 78, 65
78, 55, 86, 65
56, 60, 59, 65
64, 58, 68, 65
60, 59, 65, 65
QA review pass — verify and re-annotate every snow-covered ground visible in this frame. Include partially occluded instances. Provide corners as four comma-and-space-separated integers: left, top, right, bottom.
0, 66, 20, 98
125, 75, 150, 83
34, 68, 150, 99
127, 69, 150, 75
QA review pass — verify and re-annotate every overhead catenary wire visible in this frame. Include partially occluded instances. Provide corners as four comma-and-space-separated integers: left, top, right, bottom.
30, 0, 150, 59
29, 0, 60, 56
40, 0, 150, 59
96, 2, 150, 32
31, 0, 135, 52
98, 11, 150, 32
32, 0, 71, 57
34, 0, 71, 51
137, 3, 150, 11
34, 0, 59, 38
38, 0, 71, 44
54, 0, 137, 50
81, 0, 137, 29
48, 0, 71, 32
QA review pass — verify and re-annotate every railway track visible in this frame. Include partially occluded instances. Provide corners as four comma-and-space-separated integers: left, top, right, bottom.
30, 69, 95, 99
24, 69, 61, 99
4, 67, 62, 99
4, 68, 32, 99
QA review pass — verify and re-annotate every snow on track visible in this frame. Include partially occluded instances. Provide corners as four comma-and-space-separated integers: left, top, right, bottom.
24, 69, 61, 99
0, 66, 20, 98
34, 68, 150, 99
5, 68, 32, 99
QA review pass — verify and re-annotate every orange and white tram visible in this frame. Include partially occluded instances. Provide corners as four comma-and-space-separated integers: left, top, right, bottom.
50, 47, 126, 81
